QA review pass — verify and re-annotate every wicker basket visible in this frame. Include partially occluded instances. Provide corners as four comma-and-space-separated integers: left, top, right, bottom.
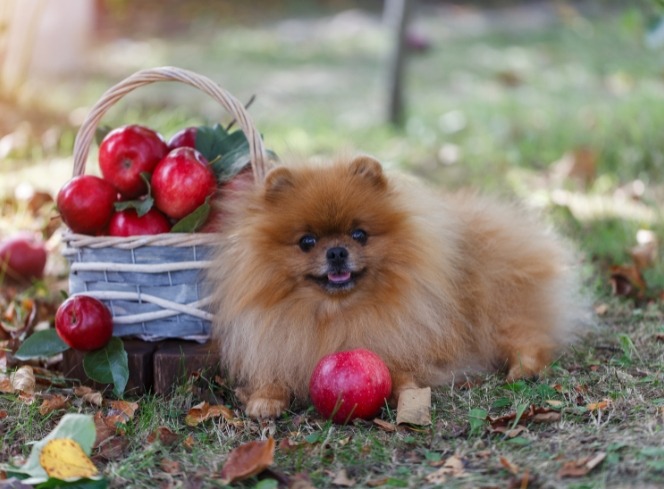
61, 66, 268, 342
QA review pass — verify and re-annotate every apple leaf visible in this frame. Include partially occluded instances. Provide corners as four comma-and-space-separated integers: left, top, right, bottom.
195, 123, 230, 163
113, 173, 154, 217
14, 329, 70, 360
210, 140, 250, 183
170, 197, 211, 233
83, 337, 128, 398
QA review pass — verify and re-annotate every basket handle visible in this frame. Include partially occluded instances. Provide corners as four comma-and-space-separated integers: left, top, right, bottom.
72, 66, 268, 183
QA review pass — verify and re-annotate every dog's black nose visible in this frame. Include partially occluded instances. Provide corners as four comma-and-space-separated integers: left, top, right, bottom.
326, 246, 348, 265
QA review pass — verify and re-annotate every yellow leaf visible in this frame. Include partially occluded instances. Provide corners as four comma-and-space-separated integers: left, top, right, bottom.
39, 438, 99, 480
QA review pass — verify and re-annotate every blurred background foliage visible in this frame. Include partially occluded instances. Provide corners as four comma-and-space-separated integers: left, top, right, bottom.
1, 0, 663, 298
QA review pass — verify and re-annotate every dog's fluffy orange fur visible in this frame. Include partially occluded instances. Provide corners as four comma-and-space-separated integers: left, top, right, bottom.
208, 156, 583, 419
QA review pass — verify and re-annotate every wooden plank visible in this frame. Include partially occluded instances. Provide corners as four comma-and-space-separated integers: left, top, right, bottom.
60, 339, 157, 395
152, 340, 220, 395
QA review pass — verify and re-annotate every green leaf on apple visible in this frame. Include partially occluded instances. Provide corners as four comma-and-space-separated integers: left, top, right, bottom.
83, 337, 129, 398
171, 197, 212, 233
210, 139, 250, 183
14, 329, 70, 360
195, 123, 230, 163
113, 172, 154, 217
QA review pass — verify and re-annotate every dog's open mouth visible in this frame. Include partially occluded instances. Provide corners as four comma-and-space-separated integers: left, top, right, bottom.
308, 269, 364, 293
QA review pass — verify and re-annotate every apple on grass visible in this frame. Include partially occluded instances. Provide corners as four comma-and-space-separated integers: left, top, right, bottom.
99, 124, 168, 198
0, 234, 47, 283
309, 348, 392, 424
57, 175, 117, 235
151, 147, 217, 220
55, 295, 113, 351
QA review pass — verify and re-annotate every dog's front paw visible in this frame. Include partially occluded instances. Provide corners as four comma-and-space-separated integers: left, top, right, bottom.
244, 385, 290, 419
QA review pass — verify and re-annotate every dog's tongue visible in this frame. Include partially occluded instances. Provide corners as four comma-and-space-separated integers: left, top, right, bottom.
328, 271, 351, 283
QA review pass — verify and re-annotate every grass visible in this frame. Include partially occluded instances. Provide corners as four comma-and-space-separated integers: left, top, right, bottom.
2, 1, 664, 488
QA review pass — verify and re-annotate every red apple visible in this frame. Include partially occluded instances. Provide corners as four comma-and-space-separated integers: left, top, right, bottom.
151, 147, 217, 219
108, 208, 171, 236
309, 348, 392, 424
0, 234, 47, 283
55, 295, 113, 351
99, 124, 168, 198
57, 175, 117, 235
167, 126, 197, 151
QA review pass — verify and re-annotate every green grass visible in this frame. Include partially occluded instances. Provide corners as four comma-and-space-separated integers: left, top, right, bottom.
2, 2, 664, 488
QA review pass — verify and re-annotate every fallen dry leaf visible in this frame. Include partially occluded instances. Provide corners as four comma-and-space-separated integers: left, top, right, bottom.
551, 147, 597, 187
366, 477, 389, 487
218, 437, 275, 484
0, 377, 15, 393
396, 387, 431, 426
331, 468, 355, 487
74, 386, 103, 407
95, 436, 128, 461
373, 418, 397, 432
183, 434, 196, 451
594, 303, 609, 316
532, 411, 561, 423
147, 426, 179, 446
489, 405, 560, 432
160, 458, 180, 474
11, 365, 35, 394
93, 411, 116, 448
500, 456, 520, 475
39, 394, 69, 416
558, 452, 606, 478
424, 455, 466, 484
105, 400, 139, 428
586, 400, 611, 411
609, 265, 646, 298
39, 438, 99, 480
185, 401, 235, 427
0, 409, 7, 419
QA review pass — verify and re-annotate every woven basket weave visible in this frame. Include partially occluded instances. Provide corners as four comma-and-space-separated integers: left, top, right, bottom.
61, 66, 267, 342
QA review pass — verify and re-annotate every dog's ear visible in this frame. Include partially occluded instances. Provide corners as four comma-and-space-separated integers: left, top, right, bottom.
264, 166, 294, 201
349, 156, 386, 189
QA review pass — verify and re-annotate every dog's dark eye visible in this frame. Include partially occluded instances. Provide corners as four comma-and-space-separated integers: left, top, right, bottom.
351, 228, 368, 245
299, 234, 317, 252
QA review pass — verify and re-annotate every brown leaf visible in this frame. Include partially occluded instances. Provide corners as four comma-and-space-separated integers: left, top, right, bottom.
183, 434, 196, 451
331, 468, 355, 487
38, 394, 68, 415
160, 458, 180, 474
396, 387, 431, 426
147, 426, 179, 446
106, 400, 139, 427
366, 478, 389, 488
0, 378, 15, 393
532, 411, 561, 423
11, 365, 35, 394
95, 436, 128, 461
0, 409, 7, 419
424, 455, 466, 484
373, 418, 397, 432
500, 456, 520, 475
552, 148, 597, 186
185, 401, 235, 427
609, 265, 646, 298
74, 386, 103, 407
586, 400, 611, 411
93, 411, 117, 448
594, 303, 609, 316
558, 452, 606, 478
219, 437, 275, 484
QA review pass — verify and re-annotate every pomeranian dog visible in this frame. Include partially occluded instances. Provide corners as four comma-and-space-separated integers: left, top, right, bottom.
208, 155, 582, 419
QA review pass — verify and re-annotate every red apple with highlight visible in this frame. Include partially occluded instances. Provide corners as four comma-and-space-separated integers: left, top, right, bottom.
309, 348, 392, 424
55, 295, 113, 351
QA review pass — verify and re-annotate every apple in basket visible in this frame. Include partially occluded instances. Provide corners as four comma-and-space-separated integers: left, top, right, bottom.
57, 175, 117, 235
108, 208, 172, 236
151, 147, 217, 219
55, 295, 113, 351
309, 348, 392, 424
167, 126, 198, 151
99, 124, 168, 198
